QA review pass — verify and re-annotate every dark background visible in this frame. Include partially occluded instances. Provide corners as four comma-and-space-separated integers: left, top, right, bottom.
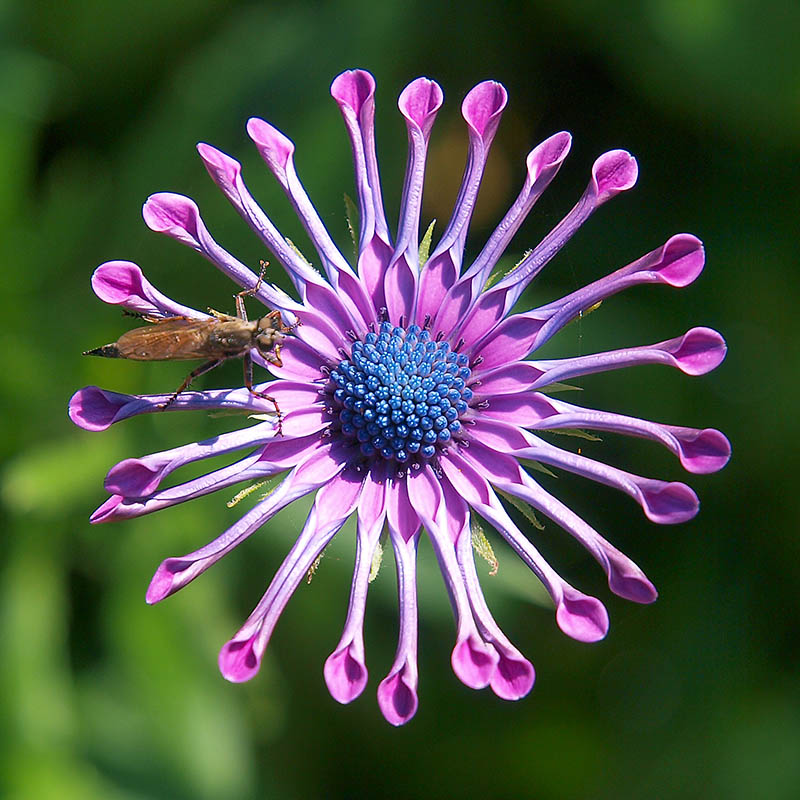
1, 1, 798, 798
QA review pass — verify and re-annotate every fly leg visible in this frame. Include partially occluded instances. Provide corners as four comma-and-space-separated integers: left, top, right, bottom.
243, 352, 283, 434
234, 260, 269, 321
161, 359, 223, 409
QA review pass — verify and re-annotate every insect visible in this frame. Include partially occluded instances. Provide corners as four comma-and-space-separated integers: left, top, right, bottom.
84, 263, 294, 430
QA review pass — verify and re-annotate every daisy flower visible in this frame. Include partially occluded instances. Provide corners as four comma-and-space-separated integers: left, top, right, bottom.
69, 69, 729, 726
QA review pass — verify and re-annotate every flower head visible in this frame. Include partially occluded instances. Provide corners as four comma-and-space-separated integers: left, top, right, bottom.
70, 69, 729, 726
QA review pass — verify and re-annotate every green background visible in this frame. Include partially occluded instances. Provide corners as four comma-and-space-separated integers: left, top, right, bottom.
1, 1, 797, 798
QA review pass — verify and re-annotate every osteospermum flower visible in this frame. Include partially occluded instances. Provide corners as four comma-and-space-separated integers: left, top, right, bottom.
69, 69, 730, 726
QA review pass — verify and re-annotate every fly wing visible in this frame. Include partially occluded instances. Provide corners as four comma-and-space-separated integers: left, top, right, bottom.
115, 317, 217, 361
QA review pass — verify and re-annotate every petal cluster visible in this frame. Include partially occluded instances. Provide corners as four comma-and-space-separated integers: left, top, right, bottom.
70, 69, 729, 725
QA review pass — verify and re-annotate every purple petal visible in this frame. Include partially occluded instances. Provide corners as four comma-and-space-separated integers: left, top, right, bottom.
454, 150, 639, 347
444, 480, 536, 700
434, 131, 572, 339
324, 467, 388, 704
331, 70, 393, 308
415, 81, 506, 325
218, 471, 364, 682
378, 525, 420, 726
451, 634, 498, 690
144, 440, 345, 602
98, 430, 330, 526
408, 466, 498, 690
194, 146, 322, 293
469, 361, 547, 396
104, 422, 277, 496
518, 395, 731, 474
265, 336, 329, 382
555, 587, 609, 642
103, 408, 321, 498
515, 327, 728, 389
377, 661, 419, 727
383, 253, 418, 326
330, 70, 387, 228
69, 386, 138, 432
355, 237, 393, 313
491, 652, 536, 701
218, 634, 261, 682
469, 444, 658, 605
324, 643, 368, 704
91, 261, 203, 319
458, 131, 573, 290
440, 449, 608, 642
385, 80, 445, 325
386, 473, 420, 542
472, 418, 700, 524
471, 234, 706, 361
69, 384, 325, 433
246, 118, 375, 329
142, 191, 270, 295
462, 80, 507, 138
398, 77, 443, 138
467, 312, 549, 371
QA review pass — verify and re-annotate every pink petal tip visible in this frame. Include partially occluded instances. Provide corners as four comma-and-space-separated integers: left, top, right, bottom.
324, 645, 368, 704
451, 636, 499, 690
219, 635, 262, 683
556, 590, 609, 642
491, 654, 535, 701
377, 670, 418, 727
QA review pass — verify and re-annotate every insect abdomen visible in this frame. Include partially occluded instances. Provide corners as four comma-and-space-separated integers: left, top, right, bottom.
83, 344, 121, 358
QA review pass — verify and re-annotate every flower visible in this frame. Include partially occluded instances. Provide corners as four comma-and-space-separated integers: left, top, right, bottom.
69, 69, 730, 726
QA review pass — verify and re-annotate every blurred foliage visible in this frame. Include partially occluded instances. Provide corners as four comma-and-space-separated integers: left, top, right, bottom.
1, 0, 798, 798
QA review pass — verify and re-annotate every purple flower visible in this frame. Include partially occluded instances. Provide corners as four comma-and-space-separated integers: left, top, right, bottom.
69, 69, 730, 726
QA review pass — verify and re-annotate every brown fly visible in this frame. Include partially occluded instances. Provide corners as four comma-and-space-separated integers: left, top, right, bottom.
83, 263, 294, 430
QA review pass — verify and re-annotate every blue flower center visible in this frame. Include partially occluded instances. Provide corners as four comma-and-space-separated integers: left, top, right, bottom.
329, 322, 473, 462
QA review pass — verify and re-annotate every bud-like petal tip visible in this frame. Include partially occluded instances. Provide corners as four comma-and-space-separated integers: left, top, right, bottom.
640, 481, 699, 524
672, 327, 727, 375
462, 80, 508, 138
377, 669, 418, 726
145, 558, 191, 604
246, 118, 295, 170
91, 261, 146, 305
219, 635, 262, 683
324, 645, 368, 704
675, 427, 731, 474
526, 131, 572, 183
330, 69, 375, 113
556, 589, 609, 642
89, 495, 124, 524
591, 149, 638, 201
142, 192, 201, 242
606, 557, 659, 604
104, 458, 162, 496
398, 77, 443, 136
657, 234, 705, 287
68, 387, 127, 432
451, 635, 499, 689
196, 142, 242, 183
491, 654, 535, 701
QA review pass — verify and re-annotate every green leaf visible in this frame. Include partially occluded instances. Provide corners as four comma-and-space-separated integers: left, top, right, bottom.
485, 249, 531, 289
369, 537, 384, 582
418, 219, 436, 266
519, 458, 559, 478
542, 428, 602, 442
538, 381, 583, 394
499, 491, 546, 530
343, 192, 359, 258
471, 517, 499, 575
